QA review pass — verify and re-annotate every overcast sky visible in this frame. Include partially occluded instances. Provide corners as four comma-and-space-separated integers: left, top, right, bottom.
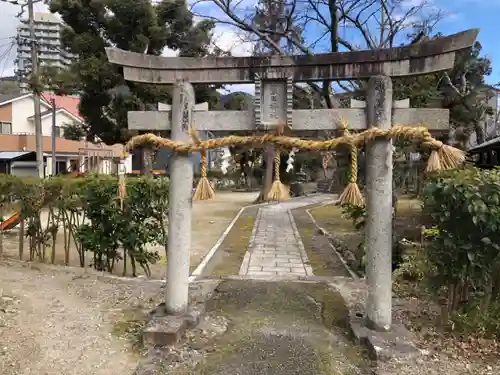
0, 2, 29, 76
0, 1, 254, 91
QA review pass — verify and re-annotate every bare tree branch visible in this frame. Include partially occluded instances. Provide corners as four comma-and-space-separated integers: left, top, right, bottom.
193, 0, 447, 107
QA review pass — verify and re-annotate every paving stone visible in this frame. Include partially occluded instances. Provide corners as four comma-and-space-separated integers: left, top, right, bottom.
276, 262, 294, 267
238, 195, 335, 278
248, 266, 263, 272
251, 256, 277, 262
251, 262, 276, 268
262, 266, 292, 273
247, 271, 276, 276
275, 253, 297, 259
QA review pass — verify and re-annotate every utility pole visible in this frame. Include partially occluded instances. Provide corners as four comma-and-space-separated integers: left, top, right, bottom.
51, 98, 57, 176
27, 0, 44, 178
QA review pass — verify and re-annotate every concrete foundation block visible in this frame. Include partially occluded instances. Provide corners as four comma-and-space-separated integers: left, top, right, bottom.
143, 315, 188, 347
143, 303, 206, 347
349, 312, 420, 363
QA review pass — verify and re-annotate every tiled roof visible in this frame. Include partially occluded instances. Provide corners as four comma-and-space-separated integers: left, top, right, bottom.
0, 92, 28, 105
41, 92, 83, 121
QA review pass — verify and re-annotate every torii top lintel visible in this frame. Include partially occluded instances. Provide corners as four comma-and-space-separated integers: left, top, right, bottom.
106, 29, 478, 84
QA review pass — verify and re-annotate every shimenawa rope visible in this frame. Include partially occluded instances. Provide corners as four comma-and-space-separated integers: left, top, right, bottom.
120, 121, 465, 205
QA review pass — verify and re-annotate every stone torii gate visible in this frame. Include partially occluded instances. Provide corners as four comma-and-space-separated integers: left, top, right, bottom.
106, 29, 478, 333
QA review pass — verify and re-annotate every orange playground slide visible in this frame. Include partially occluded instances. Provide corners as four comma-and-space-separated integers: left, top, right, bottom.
0, 212, 21, 231
0, 170, 85, 232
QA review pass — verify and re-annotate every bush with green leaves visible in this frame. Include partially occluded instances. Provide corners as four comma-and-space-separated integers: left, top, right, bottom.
0, 174, 169, 276
423, 167, 500, 336
340, 203, 367, 229
75, 175, 168, 276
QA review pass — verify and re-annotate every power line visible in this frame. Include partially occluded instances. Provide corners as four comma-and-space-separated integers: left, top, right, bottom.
1, 0, 45, 178
0, 0, 44, 18
0, 40, 16, 77
26, 0, 44, 178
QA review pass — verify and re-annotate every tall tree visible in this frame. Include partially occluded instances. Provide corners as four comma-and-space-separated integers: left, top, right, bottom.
194, 0, 444, 107
46, 0, 217, 144
197, 0, 495, 147
0, 78, 20, 95
441, 42, 494, 146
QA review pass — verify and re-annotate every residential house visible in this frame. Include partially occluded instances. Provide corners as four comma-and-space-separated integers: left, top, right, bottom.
41, 92, 82, 124
0, 92, 81, 137
0, 92, 129, 176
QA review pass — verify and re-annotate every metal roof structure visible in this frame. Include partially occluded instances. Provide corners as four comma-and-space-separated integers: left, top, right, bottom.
0, 151, 33, 160
468, 136, 500, 152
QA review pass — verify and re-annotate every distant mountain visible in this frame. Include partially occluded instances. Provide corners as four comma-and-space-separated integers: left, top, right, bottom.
217, 91, 253, 110
0, 77, 22, 95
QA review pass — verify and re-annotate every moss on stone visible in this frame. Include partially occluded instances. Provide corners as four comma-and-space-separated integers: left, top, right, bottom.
209, 208, 258, 277
292, 208, 351, 277
111, 307, 148, 353
186, 280, 370, 375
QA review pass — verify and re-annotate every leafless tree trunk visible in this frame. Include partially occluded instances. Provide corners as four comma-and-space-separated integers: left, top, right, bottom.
142, 147, 154, 177
193, 0, 445, 107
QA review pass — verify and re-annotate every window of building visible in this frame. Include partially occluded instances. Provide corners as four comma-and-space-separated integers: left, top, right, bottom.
54, 126, 63, 137
56, 161, 67, 175
0, 122, 12, 134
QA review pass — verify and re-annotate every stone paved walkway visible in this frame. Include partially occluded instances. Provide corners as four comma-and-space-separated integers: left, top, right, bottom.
239, 194, 336, 278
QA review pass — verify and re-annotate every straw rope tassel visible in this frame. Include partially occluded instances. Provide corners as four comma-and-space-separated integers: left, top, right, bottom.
337, 119, 364, 206
267, 149, 290, 201
425, 149, 441, 172
338, 144, 364, 206
190, 126, 216, 201
193, 150, 216, 201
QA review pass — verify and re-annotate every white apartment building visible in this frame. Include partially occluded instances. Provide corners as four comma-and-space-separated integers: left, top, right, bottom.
16, 12, 76, 72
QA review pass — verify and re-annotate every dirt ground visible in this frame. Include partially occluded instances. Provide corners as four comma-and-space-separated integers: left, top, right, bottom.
308, 198, 500, 375
188, 191, 258, 272
0, 191, 258, 279
137, 280, 371, 375
0, 259, 164, 375
292, 205, 351, 278
205, 207, 258, 277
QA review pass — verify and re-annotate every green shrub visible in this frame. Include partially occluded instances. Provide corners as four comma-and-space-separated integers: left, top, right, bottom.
75, 175, 168, 275
393, 249, 435, 283
423, 168, 500, 324
340, 203, 366, 229
0, 174, 169, 275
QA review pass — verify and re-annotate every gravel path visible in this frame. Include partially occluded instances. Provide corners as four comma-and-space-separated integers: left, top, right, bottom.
0, 260, 163, 375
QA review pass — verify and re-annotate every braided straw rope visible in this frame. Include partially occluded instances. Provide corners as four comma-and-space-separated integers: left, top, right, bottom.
193, 150, 216, 200
266, 124, 290, 201
124, 125, 454, 157
121, 122, 464, 204
118, 150, 128, 208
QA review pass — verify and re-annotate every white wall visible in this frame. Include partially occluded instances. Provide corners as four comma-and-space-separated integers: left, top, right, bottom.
40, 110, 76, 136
11, 95, 52, 134
123, 155, 132, 173
11, 95, 78, 136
